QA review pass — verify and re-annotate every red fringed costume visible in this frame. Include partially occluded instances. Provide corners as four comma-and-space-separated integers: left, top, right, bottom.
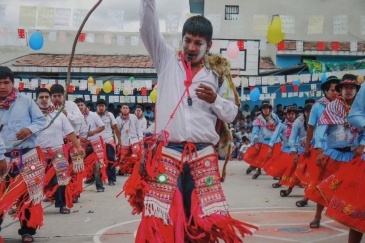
82, 137, 108, 184
0, 148, 45, 230
121, 138, 257, 242
118, 142, 142, 175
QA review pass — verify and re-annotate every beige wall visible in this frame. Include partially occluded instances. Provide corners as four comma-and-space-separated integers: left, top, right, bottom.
205, 0, 365, 60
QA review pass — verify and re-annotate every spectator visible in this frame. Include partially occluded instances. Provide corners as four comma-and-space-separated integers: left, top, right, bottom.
229, 137, 240, 160
242, 104, 250, 118
275, 104, 284, 120
237, 136, 250, 160
250, 105, 260, 120
144, 106, 154, 119
235, 127, 250, 141
87, 103, 95, 112
115, 105, 122, 117
245, 115, 253, 132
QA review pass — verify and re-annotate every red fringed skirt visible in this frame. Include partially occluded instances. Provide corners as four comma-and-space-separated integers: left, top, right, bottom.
243, 142, 281, 169
303, 155, 341, 206
264, 149, 292, 178
279, 154, 302, 188
317, 157, 365, 233
295, 150, 313, 186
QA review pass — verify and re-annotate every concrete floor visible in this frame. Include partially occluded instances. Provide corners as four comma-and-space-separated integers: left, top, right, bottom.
1, 160, 363, 243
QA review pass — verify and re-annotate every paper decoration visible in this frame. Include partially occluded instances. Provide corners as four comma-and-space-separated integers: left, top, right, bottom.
83, 95, 90, 101
288, 92, 293, 98
117, 35, 125, 46
282, 93, 287, 98
261, 77, 268, 85
231, 15, 245, 34
281, 86, 286, 93
19, 82, 25, 91
278, 76, 285, 85
316, 91, 322, 97
104, 34, 112, 45
90, 95, 96, 102
73, 9, 88, 28
108, 10, 124, 30
124, 96, 130, 103
296, 41, 303, 51
109, 96, 115, 103
145, 80, 153, 90
18, 29, 25, 39
0, 5, 6, 23
268, 76, 275, 86
205, 14, 221, 36
362, 16, 365, 35
86, 33, 94, 43
96, 80, 103, 88
48, 31, 57, 41
19, 6, 37, 27
172, 38, 180, 49
120, 96, 125, 103
293, 92, 298, 97
37, 7, 55, 27
350, 41, 358, 52
68, 85, 75, 93
317, 41, 325, 51
78, 33, 86, 42
312, 73, 319, 81
79, 80, 87, 90
262, 86, 268, 94
165, 13, 180, 34
54, 8, 71, 27
59, 31, 67, 42
242, 77, 248, 87
253, 15, 268, 35
259, 40, 266, 50
280, 15, 295, 34
90, 86, 97, 95
114, 86, 120, 95
308, 16, 323, 34
30, 79, 38, 89
137, 96, 143, 103
142, 96, 148, 103
278, 41, 285, 51
248, 77, 256, 86
131, 36, 139, 46
299, 92, 304, 98
71, 80, 79, 87
22, 79, 29, 89
332, 42, 339, 51
300, 74, 311, 83
333, 15, 348, 35
246, 41, 255, 50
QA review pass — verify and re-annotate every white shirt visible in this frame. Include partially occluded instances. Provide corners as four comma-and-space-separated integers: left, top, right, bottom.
98, 111, 117, 143
37, 111, 74, 149
140, 0, 238, 145
63, 101, 84, 135
79, 111, 105, 141
116, 114, 139, 146
137, 116, 147, 140
239, 144, 250, 153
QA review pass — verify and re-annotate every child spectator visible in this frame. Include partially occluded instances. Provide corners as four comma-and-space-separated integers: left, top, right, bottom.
237, 136, 250, 161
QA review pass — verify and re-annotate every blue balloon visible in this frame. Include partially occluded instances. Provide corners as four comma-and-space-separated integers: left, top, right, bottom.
250, 87, 260, 102
293, 79, 301, 86
321, 74, 327, 83
29, 31, 44, 51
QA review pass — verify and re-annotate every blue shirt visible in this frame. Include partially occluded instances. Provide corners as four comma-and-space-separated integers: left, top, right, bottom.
308, 102, 326, 126
289, 115, 308, 152
0, 93, 46, 152
269, 122, 289, 148
0, 134, 5, 160
349, 84, 365, 130
251, 113, 280, 145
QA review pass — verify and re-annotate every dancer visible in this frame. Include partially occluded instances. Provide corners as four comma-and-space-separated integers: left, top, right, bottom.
116, 105, 140, 175
135, 105, 147, 139
122, 1, 256, 241
35, 88, 85, 214
0, 66, 46, 243
295, 76, 340, 209
264, 105, 301, 187
75, 98, 106, 192
96, 99, 121, 186
244, 101, 281, 179
309, 74, 362, 229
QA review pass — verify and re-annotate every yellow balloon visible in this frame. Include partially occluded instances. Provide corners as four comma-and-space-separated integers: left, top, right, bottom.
87, 76, 94, 84
266, 16, 285, 45
358, 76, 364, 84
149, 88, 157, 103
123, 88, 130, 96
103, 80, 112, 93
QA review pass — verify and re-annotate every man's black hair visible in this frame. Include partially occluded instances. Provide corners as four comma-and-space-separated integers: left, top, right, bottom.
322, 76, 340, 92
136, 105, 144, 111
0, 66, 14, 82
276, 104, 282, 108
305, 98, 315, 104
96, 99, 107, 106
74, 98, 85, 104
182, 16, 213, 43
342, 74, 357, 81
36, 88, 50, 99
146, 106, 152, 111
50, 84, 65, 95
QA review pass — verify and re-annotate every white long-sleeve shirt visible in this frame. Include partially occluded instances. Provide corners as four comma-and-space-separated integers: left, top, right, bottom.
139, 0, 238, 145
116, 114, 140, 146
137, 117, 147, 140
64, 100, 84, 135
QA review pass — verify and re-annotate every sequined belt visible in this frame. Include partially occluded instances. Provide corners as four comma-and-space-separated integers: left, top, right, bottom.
4, 148, 33, 157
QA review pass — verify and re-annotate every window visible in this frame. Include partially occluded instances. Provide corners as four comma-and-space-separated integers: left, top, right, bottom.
225, 5, 239, 20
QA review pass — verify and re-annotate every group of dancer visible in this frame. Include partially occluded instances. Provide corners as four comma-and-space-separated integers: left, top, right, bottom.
0, 68, 144, 242
244, 74, 365, 243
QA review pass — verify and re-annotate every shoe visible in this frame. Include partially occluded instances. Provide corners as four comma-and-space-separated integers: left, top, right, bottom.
97, 189, 105, 192
109, 182, 115, 186
84, 179, 95, 184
